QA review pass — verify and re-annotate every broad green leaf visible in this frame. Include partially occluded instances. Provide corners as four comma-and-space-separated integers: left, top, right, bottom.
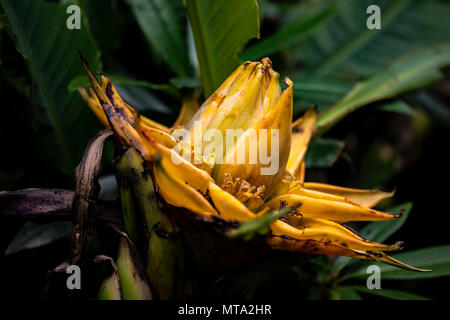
351, 245, 450, 280
293, 76, 353, 114
125, 0, 192, 77
293, 76, 353, 104
299, 0, 450, 77
329, 287, 362, 300
69, 74, 172, 114
305, 138, 344, 168
346, 286, 430, 300
170, 77, 201, 89
361, 202, 412, 244
5, 222, 72, 255
310, 0, 412, 76
334, 202, 413, 274
114, 83, 171, 114
187, 0, 260, 97
68, 74, 179, 99
1, 0, 102, 174
316, 44, 450, 134
69, 74, 161, 92
241, 1, 340, 61
293, 79, 415, 117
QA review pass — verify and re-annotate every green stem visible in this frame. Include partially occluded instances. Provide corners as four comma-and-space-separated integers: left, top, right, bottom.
117, 148, 190, 299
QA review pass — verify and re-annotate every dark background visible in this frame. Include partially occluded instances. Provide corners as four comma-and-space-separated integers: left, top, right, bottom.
1, 0, 449, 299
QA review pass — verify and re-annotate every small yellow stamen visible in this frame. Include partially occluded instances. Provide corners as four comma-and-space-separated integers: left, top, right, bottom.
235, 181, 255, 202
220, 174, 266, 210
248, 186, 265, 210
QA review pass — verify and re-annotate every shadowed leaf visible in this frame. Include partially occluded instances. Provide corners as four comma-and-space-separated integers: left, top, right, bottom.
0, 0, 102, 174
187, 0, 260, 97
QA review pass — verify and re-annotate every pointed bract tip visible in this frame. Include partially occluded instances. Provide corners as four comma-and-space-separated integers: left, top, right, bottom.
284, 77, 293, 87
268, 68, 280, 79
395, 208, 405, 218
390, 187, 397, 196
261, 57, 272, 67
77, 49, 89, 67
393, 241, 405, 250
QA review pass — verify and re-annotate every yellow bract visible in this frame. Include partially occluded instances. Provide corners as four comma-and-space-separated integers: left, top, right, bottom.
79, 57, 428, 272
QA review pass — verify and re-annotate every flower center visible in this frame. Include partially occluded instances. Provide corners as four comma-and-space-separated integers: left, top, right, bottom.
220, 173, 265, 210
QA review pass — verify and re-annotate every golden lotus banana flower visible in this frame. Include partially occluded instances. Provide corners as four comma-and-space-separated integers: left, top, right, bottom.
79, 57, 428, 272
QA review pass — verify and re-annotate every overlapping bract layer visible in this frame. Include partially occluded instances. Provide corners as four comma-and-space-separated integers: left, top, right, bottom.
79, 57, 426, 271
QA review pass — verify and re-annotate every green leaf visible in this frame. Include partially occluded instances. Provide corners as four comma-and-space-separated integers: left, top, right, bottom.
293, 76, 353, 104
352, 245, 450, 280
316, 44, 450, 134
305, 138, 344, 168
334, 202, 413, 274
114, 83, 171, 114
375, 100, 416, 116
187, 0, 260, 97
360, 202, 412, 244
240, 1, 340, 61
1, 0, 102, 174
5, 222, 73, 255
310, 0, 412, 76
329, 286, 362, 300
346, 286, 430, 300
125, 0, 192, 77
170, 77, 201, 89
68, 74, 179, 98
292, 76, 353, 114
301, 0, 450, 77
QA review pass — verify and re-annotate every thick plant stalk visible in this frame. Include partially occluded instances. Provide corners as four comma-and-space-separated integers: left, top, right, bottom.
115, 157, 140, 245
115, 148, 191, 299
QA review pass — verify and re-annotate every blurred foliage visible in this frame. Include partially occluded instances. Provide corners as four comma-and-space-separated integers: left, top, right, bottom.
1, 0, 450, 299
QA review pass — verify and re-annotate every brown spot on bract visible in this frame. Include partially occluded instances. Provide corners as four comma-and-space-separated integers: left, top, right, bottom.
106, 81, 114, 102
